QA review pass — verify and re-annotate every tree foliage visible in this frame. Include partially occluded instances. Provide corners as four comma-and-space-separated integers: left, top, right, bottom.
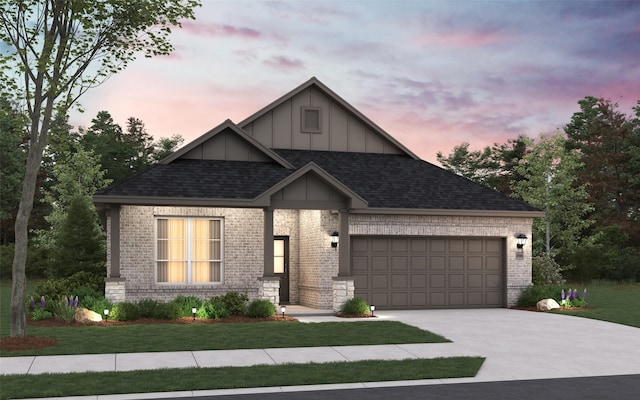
565, 97, 640, 245
0, 0, 200, 337
511, 133, 593, 257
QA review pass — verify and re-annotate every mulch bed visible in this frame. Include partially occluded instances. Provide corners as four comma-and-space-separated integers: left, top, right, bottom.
511, 306, 592, 312
0, 315, 298, 352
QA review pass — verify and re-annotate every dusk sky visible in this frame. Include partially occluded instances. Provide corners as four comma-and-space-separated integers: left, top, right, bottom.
71, 0, 640, 164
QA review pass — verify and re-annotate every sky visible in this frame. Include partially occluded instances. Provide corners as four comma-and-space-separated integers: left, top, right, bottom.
71, 0, 640, 164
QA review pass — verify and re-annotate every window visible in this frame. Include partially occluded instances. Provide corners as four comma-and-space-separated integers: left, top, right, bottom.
156, 218, 223, 284
301, 106, 322, 133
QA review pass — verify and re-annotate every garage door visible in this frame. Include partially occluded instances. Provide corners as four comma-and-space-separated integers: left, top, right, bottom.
352, 237, 504, 309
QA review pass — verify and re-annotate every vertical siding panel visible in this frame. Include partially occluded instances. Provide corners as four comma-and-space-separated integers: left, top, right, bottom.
252, 113, 274, 148
348, 115, 366, 152
273, 100, 292, 149
330, 103, 348, 152
310, 87, 330, 151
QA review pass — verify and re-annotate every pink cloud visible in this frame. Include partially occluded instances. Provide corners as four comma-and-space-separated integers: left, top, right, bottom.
263, 56, 305, 70
413, 30, 507, 48
181, 21, 261, 39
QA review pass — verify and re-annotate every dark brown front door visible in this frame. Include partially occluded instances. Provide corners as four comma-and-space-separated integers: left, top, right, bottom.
274, 236, 290, 303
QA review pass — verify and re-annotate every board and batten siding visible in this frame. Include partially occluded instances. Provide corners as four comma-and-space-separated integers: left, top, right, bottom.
242, 86, 403, 154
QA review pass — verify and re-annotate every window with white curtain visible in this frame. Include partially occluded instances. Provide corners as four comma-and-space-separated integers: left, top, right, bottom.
156, 218, 223, 284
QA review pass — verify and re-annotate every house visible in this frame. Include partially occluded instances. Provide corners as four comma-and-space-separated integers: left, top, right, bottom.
93, 77, 542, 311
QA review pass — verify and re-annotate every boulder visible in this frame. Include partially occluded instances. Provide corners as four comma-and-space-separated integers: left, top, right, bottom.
74, 307, 103, 323
536, 298, 561, 312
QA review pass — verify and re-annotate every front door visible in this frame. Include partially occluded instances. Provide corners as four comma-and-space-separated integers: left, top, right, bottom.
274, 236, 290, 303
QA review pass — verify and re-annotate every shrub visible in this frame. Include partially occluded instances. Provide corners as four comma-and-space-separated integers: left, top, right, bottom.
136, 298, 180, 319
245, 299, 276, 318
532, 255, 567, 286
110, 302, 140, 321
49, 296, 78, 322
171, 295, 203, 317
32, 271, 104, 301
213, 291, 249, 316
197, 300, 230, 320
516, 284, 564, 307
82, 296, 113, 315
340, 297, 371, 315
31, 308, 53, 321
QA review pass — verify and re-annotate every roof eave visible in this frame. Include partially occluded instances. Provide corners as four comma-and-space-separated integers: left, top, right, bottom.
350, 208, 545, 218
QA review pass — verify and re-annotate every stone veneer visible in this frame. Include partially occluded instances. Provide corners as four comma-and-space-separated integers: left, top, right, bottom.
105, 205, 533, 309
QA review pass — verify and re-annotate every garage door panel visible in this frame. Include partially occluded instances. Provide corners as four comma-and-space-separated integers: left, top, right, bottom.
430, 256, 446, 270
371, 257, 388, 270
449, 292, 464, 306
468, 274, 483, 288
391, 256, 408, 270
391, 292, 408, 307
449, 256, 464, 270
430, 292, 446, 306
430, 274, 445, 288
411, 274, 427, 288
371, 293, 389, 307
353, 237, 504, 309
449, 274, 464, 288
352, 256, 369, 272
371, 275, 388, 289
411, 256, 427, 270
411, 292, 427, 307
468, 256, 483, 270
391, 274, 408, 289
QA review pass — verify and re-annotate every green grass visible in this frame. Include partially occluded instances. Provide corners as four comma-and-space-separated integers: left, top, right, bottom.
0, 357, 485, 400
1, 320, 449, 357
551, 281, 640, 328
0, 281, 448, 357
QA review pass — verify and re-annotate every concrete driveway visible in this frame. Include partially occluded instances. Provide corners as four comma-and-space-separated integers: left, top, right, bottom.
372, 308, 640, 382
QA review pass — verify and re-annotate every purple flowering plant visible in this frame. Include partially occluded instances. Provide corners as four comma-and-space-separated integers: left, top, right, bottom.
560, 288, 588, 308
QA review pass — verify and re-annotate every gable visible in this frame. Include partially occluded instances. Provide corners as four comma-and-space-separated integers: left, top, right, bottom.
181, 128, 272, 162
161, 120, 292, 168
239, 77, 417, 158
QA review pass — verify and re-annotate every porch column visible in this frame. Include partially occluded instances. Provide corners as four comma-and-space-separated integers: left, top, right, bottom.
105, 205, 125, 303
109, 205, 121, 278
338, 209, 350, 276
263, 207, 274, 277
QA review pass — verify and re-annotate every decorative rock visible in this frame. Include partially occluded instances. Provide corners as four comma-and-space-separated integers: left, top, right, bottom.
74, 307, 103, 323
536, 298, 561, 312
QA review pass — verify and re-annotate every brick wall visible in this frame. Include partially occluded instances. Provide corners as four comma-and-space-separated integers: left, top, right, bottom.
111, 206, 264, 303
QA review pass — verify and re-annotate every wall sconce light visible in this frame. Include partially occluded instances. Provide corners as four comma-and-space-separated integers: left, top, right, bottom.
331, 231, 339, 250
281, 305, 286, 319
192, 307, 197, 321
516, 234, 528, 249
370, 305, 375, 316
103, 308, 109, 322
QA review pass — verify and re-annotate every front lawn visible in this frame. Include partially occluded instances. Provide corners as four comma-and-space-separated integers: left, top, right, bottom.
552, 281, 640, 328
0, 357, 484, 400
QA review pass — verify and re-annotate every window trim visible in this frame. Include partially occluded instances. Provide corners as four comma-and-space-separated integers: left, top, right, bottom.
301, 106, 322, 133
154, 216, 224, 285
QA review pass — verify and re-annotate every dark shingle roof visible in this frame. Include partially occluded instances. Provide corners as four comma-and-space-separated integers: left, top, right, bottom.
95, 159, 291, 199
273, 149, 539, 211
96, 150, 539, 212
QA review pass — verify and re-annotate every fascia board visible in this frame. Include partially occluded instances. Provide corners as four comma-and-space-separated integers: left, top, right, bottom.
350, 208, 546, 218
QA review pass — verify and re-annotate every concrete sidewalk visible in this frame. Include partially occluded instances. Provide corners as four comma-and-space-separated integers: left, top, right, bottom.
2, 309, 640, 398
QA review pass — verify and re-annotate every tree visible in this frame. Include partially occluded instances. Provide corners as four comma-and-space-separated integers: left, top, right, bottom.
565, 96, 640, 244
0, 97, 25, 245
436, 143, 500, 189
511, 133, 593, 258
0, 0, 200, 337
436, 135, 530, 194
152, 134, 185, 162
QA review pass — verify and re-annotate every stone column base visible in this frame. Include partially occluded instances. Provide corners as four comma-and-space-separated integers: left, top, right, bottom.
105, 277, 126, 303
258, 277, 280, 306
332, 277, 355, 313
